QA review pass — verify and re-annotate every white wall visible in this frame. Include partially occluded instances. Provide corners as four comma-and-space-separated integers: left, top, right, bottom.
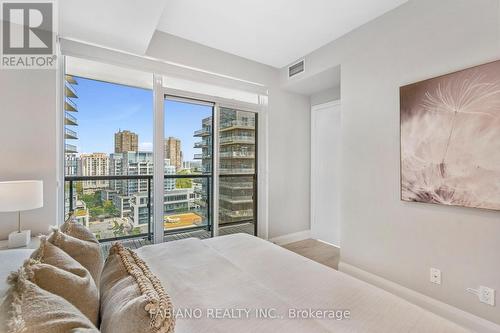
147, 32, 313, 238
284, 0, 500, 324
0, 69, 57, 239
310, 86, 340, 106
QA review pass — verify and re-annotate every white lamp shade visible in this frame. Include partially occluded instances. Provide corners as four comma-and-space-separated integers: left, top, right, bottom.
0, 180, 43, 212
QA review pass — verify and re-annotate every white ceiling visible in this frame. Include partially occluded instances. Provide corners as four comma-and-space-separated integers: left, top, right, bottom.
60, 0, 407, 68
60, 0, 168, 54
157, 0, 408, 68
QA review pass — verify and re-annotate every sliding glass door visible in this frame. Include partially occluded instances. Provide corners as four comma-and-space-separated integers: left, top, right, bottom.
163, 97, 214, 239
163, 96, 258, 239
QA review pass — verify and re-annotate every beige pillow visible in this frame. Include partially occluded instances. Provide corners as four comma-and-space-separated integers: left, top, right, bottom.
100, 243, 175, 333
27, 238, 99, 325
48, 228, 103, 286
0, 268, 99, 333
61, 217, 99, 244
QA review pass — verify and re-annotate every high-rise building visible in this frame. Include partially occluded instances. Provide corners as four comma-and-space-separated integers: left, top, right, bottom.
164, 137, 183, 171
194, 108, 256, 225
64, 75, 79, 215
114, 130, 138, 153
106, 152, 198, 225
79, 153, 110, 193
64, 75, 79, 177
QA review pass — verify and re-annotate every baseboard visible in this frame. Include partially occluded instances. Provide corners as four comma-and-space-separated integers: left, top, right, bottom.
269, 229, 311, 245
339, 262, 500, 333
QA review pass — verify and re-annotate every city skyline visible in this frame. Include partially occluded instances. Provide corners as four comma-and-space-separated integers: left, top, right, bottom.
74, 76, 212, 161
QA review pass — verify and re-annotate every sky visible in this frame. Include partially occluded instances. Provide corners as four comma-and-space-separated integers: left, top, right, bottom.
72, 77, 212, 161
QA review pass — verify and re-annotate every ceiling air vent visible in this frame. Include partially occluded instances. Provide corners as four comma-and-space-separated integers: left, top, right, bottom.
288, 59, 305, 78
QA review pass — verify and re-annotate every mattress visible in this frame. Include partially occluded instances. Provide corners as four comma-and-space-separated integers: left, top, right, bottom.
137, 233, 470, 333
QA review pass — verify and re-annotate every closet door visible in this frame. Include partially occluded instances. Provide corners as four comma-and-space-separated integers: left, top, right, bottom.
311, 101, 341, 246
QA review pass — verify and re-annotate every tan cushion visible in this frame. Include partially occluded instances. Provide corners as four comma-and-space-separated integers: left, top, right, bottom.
27, 238, 99, 325
0, 268, 99, 333
48, 228, 103, 286
61, 217, 99, 244
100, 243, 175, 333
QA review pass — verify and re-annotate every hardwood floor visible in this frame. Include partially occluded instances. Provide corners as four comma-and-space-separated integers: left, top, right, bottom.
282, 239, 340, 270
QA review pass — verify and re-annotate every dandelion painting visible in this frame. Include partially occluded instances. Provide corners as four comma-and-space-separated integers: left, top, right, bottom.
400, 60, 500, 210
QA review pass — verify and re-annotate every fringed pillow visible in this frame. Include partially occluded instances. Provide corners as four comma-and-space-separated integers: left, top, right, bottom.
48, 228, 103, 286
0, 267, 99, 333
61, 215, 99, 244
100, 243, 175, 333
27, 237, 99, 325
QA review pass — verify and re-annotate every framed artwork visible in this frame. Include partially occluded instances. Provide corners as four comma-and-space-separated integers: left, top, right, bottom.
400, 60, 500, 210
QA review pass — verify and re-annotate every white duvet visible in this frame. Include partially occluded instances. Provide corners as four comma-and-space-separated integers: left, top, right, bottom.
137, 233, 470, 333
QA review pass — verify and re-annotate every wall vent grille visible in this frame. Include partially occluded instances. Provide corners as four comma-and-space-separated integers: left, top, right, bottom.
288, 60, 305, 78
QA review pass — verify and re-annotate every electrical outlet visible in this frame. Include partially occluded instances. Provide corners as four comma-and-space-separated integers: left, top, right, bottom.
478, 286, 495, 306
430, 268, 441, 285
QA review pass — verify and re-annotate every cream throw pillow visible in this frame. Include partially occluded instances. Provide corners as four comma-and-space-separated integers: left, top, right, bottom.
27, 238, 99, 325
0, 268, 99, 333
48, 228, 103, 286
100, 243, 175, 333
61, 217, 99, 243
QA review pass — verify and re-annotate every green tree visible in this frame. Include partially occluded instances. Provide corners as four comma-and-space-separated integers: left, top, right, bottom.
76, 182, 83, 196
176, 169, 193, 189
103, 200, 119, 217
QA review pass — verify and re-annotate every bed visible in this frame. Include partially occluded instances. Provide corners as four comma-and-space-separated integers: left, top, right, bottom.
137, 233, 470, 333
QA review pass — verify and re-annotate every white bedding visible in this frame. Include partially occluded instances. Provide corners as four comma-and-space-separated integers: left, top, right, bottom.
0, 249, 33, 298
137, 233, 470, 333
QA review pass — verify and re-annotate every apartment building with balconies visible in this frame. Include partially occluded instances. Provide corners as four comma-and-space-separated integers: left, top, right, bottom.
194, 108, 256, 225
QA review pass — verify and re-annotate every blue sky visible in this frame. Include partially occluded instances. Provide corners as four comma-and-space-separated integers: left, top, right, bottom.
72, 77, 212, 161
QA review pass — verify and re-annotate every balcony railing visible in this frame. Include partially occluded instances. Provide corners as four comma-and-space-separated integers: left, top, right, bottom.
65, 75, 77, 84
193, 153, 203, 159
65, 98, 77, 112
219, 136, 255, 144
65, 83, 78, 98
220, 120, 255, 131
219, 151, 255, 159
65, 174, 213, 243
219, 168, 255, 174
65, 144, 77, 153
65, 128, 78, 140
194, 128, 211, 137
65, 112, 78, 126
219, 194, 253, 203
194, 141, 208, 148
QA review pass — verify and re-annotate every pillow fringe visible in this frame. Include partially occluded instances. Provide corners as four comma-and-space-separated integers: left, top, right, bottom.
6, 269, 28, 333
109, 243, 175, 333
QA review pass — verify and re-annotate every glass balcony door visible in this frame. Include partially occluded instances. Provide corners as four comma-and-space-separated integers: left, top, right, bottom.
163, 97, 214, 238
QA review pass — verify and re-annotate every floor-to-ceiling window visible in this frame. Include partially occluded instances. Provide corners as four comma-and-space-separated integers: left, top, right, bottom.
64, 57, 154, 242
63, 56, 266, 245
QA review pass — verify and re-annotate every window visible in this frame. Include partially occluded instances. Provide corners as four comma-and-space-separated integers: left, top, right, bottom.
63, 56, 266, 244
64, 58, 153, 241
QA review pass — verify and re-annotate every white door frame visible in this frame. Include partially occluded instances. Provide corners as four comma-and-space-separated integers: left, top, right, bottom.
310, 100, 341, 247
154, 84, 269, 242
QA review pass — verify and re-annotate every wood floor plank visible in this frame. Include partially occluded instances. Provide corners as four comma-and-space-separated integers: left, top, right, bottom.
282, 239, 340, 270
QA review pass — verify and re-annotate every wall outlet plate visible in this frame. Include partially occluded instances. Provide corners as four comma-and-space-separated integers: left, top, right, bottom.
479, 286, 495, 306
430, 268, 441, 285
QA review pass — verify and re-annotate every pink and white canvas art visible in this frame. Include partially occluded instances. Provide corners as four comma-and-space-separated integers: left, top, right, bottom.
400, 60, 500, 210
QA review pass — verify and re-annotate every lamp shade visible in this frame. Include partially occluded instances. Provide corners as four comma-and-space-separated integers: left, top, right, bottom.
0, 180, 43, 212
